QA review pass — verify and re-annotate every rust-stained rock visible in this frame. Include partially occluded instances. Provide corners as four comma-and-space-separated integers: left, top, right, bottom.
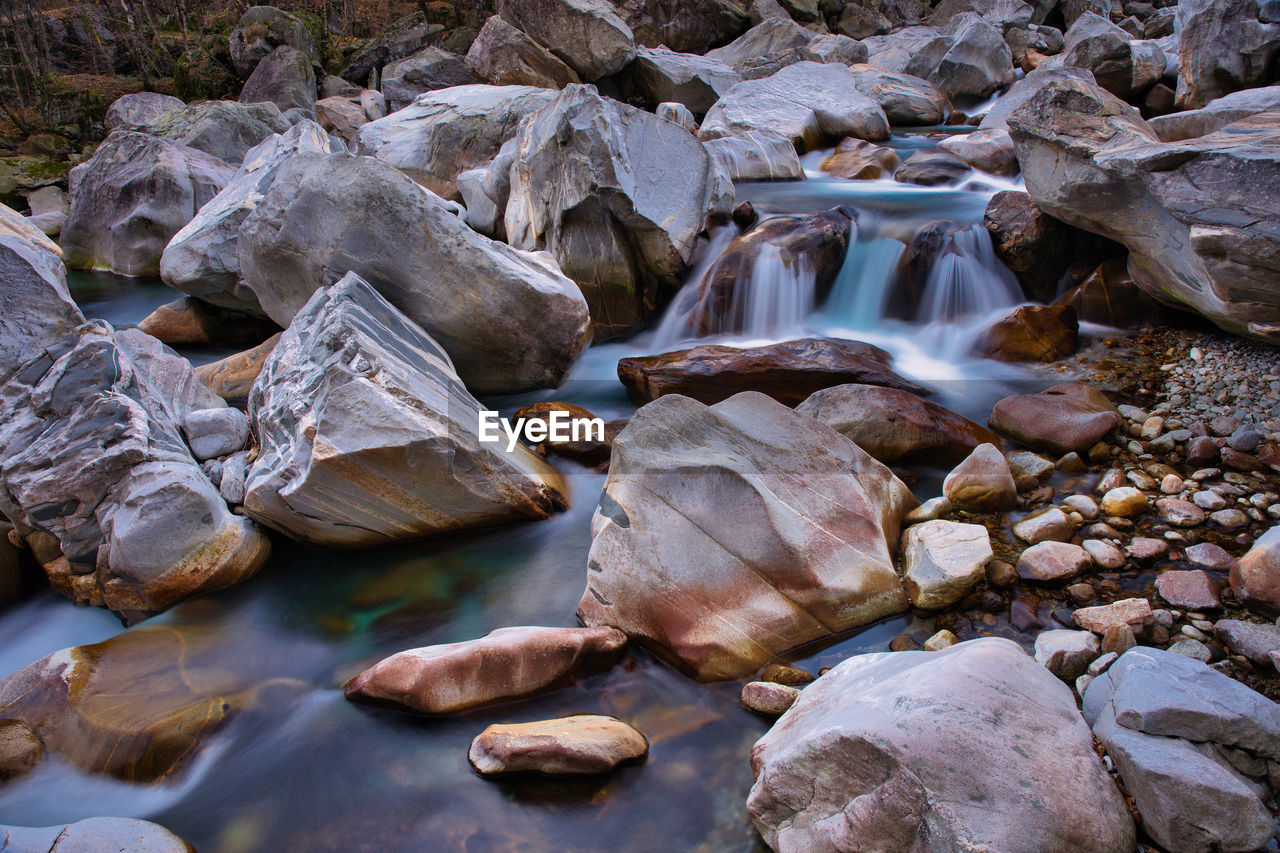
820, 138, 901, 180
136, 297, 279, 347
195, 332, 283, 404
980, 304, 1079, 363
512, 402, 623, 466
468, 714, 648, 776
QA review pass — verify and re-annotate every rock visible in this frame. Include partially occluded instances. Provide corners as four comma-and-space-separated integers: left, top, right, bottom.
1155, 570, 1220, 611
937, 127, 1017, 174
923, 628, 960, 650
836, 3, 894, 38
1185, 435, 1220, 466
339, 18, 444, 85
1231, 525, 1280, 614
245, 274, 569, 546
0, 322, 269, 621
906, 497, 954, 525
819, 137, 901, 179
900, 520, 993, 609
469, 715, 647, 776
194, 333, 282, 404
24, 184, 69, 236
893, 150, 971, 186
464, 16, 579, 91
183, 408, 250, 461
702, 130, 804, 180
61, 132, 234, 277
237, 150, 590, 395
699, 62, 890, 150
114, 100, 293, 165
982, 191, 1078, 303
749, 638, 1136, 853
656, 102, 697, 133
796, 383, 998, 465
929, 13, 1016, 100
1099, 486, 1147, 517
0, 205, 84, 380
944, 443, 1018, 512
761, 663, 815, 686
135, 298, 280, 347
381, 47, 477, 111
346, 625, 625, 714
1209, 507, 1250, 530
990, 382, 1120, 455
1155, 497, 1205, 528
0, 718, 43, 781
504, 85, 733, 339
1073, 598, 1153, 636
104, 91, 185, 133
314, 95, 367, 142
578, 392, 916, 681
238, 45, 316, 113
230, 5, 320, 78
1175, 0, 1280, 110
1101, 622, 1136, 655
1185, 542, 1235, 571
1167, 637, 1213, 662
160, 120, 334, 314
1214, 619, 1280, 667
1083, 538, 1126, 569
1019, 541, 1093, 582
1056, 256, 1161, 329
981, 304, 1079, 363
618, 338, 928, 407
1, 817, 193, 853
678, 207, 854, 338
1150, 84, 1280, 142
1008, 450, 1054, 482
496, 0, 636, 80
624, 46, 739, 115
705, 16, 816, 72
354, 84, 556, 200
1014, 507, 1075, 544
1127, 536, 1169, 566
616, 0, 751, 54
982, 66, 1096, 131
1036, 629, 1101, 680
1059, 12, 1165, 100
741, 681, 801, 716
849, 64, 952, 126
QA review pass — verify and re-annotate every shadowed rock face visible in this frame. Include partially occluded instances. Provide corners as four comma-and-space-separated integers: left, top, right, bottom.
497, 0, 637, 81
238, 44, 317, 113
465, 17, 580, 91
1175, 0, 1280, 110
469, 715, 648, 776
0, 205, 84, 382
578, 391, 916, 682
980, 303, 1079, 363
245, 274, 569, 548
382, 47, 478, 111
749, 638, 1136, 853
194, 333, 282, 405
345, 626, 628, 714
617, 0, 750, 53
618, 338, 929, 407
989, 381, 1120, 454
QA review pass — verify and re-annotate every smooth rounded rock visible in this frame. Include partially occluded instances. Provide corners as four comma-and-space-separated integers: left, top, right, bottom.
1018, 541, 1092, 583
469, 715, 647, 776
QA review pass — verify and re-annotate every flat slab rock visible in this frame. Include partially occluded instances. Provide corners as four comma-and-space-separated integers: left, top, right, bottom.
345, 626, 627, 714
617, 337, 929, 407
1154, 569, 1221, 611
989, 381, 1121, 455
1214, 619, 1280, 666
1, 817, 193, 853
468, 715, 647, 776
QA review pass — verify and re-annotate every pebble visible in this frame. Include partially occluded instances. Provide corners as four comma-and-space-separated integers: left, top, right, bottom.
1062, 495, 1100, 520
905, 496, 952, 524
1184, 542, 1235, 570
1155, 569, 1221, 611
1127, 537, 1169, 565
1101, 623, 1136, 655
1127, 469, 1157, 490
1140, 415, 1164, 440
1088, 651, 1118, 676
1082, 539, 1125, 569
889, 634, 921, 652
1101, 487, 1148, 518
1166, 638, 1212, 662
1055, 452, 1087, 473
1096, 469, 1126, 493
1017, 542, 1092, 583
741, 682, 801, 716
985, 559, 1018, 589
923, 630, 959, 651
1012, 507, 1074, 545
1159, 474, 1184, 494
760, 664, 815, 687
1191, 490, 1227, 510
1180, 624, 1208, 642
1209, 508, 1249, 530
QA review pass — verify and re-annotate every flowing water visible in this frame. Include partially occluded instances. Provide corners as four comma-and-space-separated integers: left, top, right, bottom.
1, 126, 1081, 851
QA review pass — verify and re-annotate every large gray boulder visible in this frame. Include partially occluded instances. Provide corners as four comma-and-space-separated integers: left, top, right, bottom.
1083, 647, 1279, 853
1152, 85, 1280, 141
1175, 0, 1280, 110
0, 322, 269, 622
1009, 74, 1280, 343
929, 12, 1016, 100
578, 391, 916, 682
229, 5, 321, 78
160, 120, 334, 314
104, 91, 185, 133
980, 65, 1095, 129
1059, 13, 1165, 100
237, 150, 590, 394
0, 204, 84, 381
625, 47, 741, 115
863, 25, 952, 77
464, 17, 580, 91
381, 47, 478, 111
616, 0, 750, 54
61, 131, 235, 277
849, 64, 952, 125
496, 0, 636, 81
505, 85, 733, 339
706, 17, 816, 73
699, 62, 890, 150
111, 99, 293, 164
354, 84, 556, 200
702, 130, 804, 180
749, 638, 1136, 852
238, 44, 316, 113
245, 273, 568, 546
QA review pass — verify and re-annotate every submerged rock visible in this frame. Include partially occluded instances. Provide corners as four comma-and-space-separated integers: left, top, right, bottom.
346, 626, 626, 714
469, 715, 647, 776
578, 391, 916, 681
245, 274, 570, 546
618, 338, 928, 407
749, 638, 1136, 853
989, 382, 1120, 454
0, 817, 194, 853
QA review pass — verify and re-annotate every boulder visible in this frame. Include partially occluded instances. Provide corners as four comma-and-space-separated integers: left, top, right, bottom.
183, 408, 250, 461
24, 184, 70, 236
624, 46, 741, 115
504, 85, 732, 339
705, 16, 816, 72
135, 297, 280, 347
381, 47, 477, 111
796, 383, 998, 464
468, 715, 648, 776
496, 0, 636, 80
699, 62, 890, 151
929, 13, 1016, 100
339, 19, 444, 86
0, 204, 84, 381
862, 25, 953, 77
0, 818, 193, 853
848, 64, 952, 125
345, 626, 626, 713
749, 638, 1136, 853
464, 16, 579, 91
1175, 0, 1280, 109
1008, 74, 1280, 344
1231, 524, 1280, 614
893, 150, 971, 186
989, 382, 1120, 454
618, 338, 928, 407
354, 83, 556, 200
943, 443, 1018, 511
615, 0, 751, 54
1059, 13, 1165, 100
836, 3, 894, 38
980, 65, 1096, 129
1035, 628, 1101, 680
1150, 85, 1280, 142
579, 391, 916, 681
936, 127, 1017, 174
314, 95, 368, 141
0, 323, 269, 620
983, 190, 1081, 302
61, 132, 235, 277
702, 130, 804, 180
104, 91, 184, 133
819, 137, 901, 179
114, 100, 293, 165
161, 120, 333, 315
980, 304, 1080, 363
229, 5, 320, 78
238, 44, 316, 113
900, 519, 993, 609
929, 0, 1035, 29
245, 274, 570, 545
237, 151, 590, 394
1055, 256, 1161, 328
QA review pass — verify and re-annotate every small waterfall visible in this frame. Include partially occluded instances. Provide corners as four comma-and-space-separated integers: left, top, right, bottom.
919, 225, 1023, 323
652, 224, 740, 348
734, 244, 817, 338
823, 237, 907, 330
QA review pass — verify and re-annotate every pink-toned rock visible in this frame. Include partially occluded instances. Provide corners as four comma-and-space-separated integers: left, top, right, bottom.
1231, 525, 1280, 615
468, 715, 647, 776
943, 443, 1017, 512
344, 626, 628, 714
741, 681, 801, 716
1155, 570, 1221, 611
989, 382, 1121, 454
1072, 598, 1153, 637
